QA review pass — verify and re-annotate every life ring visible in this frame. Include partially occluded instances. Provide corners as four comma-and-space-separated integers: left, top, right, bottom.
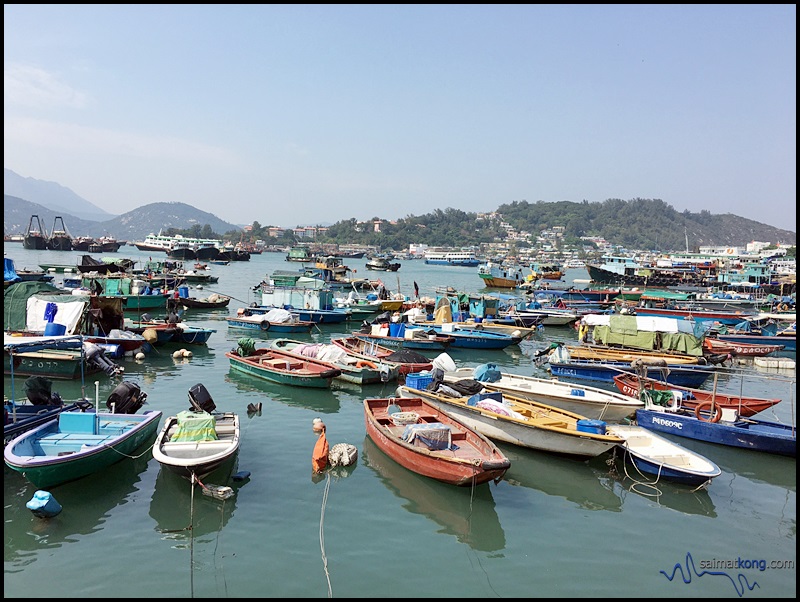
694, 401, 722, 423
356, 360, 377, 370
260, 320, 271, 331
725, 248, 734, 254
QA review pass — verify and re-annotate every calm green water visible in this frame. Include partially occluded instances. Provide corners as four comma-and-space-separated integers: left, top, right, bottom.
4, 246, 796, 598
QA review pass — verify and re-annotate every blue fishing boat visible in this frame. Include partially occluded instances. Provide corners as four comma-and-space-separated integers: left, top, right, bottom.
547, 359, 716, 387
633, 390, 796, 457
405, 324, 521, 349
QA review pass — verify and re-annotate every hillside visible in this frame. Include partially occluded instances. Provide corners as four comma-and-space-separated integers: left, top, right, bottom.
4, 195, 241, 241
4, 169, 796, 250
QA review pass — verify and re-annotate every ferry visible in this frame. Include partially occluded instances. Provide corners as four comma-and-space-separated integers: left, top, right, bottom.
424, 251, 480, 267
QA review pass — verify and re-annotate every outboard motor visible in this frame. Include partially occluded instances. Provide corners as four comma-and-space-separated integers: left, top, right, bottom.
106, 381, 148, 414
24, 376, 63, 406
83, 342, 124, 376
188, 383, 217, 413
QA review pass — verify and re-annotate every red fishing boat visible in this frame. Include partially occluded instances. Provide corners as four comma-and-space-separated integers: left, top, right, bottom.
363, 396, 510, 486
612, 373, 782, 418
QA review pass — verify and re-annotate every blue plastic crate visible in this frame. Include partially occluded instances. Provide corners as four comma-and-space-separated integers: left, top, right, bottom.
405, 372, 433, 390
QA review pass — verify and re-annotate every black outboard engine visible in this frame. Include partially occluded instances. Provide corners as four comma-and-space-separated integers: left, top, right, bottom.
83, 342, 124, 376
188, 383, 216, 413
24, 376, 63, 406
106, 381, 148, 414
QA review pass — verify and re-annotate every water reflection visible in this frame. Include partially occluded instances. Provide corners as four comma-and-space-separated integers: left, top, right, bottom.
4, 451, 151, 567
148, 460, 239, 542
497, 443, 623, 512
586, 454, 718, 517
669, 437, 797, 491
361, 436, 506, 552
225, 368, 341, 413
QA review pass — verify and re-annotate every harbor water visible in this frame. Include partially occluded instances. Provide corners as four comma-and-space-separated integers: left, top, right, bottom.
4, 246, 796, 598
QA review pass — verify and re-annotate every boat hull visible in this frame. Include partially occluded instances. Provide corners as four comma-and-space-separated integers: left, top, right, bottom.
152, 412, 240, 481
635, 409, 796, 457
226, 351, 340, 388
548, 361, 715, 387
398, 386, 620, 458
364, 397, 510, 486
612, 373, 781, 417
4, 410, 162, 488
606, 424, 721, 485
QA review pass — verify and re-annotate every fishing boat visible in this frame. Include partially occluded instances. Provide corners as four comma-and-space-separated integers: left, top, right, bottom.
353, 327, 455, 351
226, 344, 342, 388
178, 294, 231, 310
441, 366, 643, 422
226, 307, 315, 334
268, 338, 400, 385
396, 385, 623, 458
612, 372, 783, 418
604, 423, 722, 486
405, 324, 521, 350
365, 257, 401, 272
4, 334, 120, 379
152, 383, 240, 482
477, 261, 533, 289
3, 382, 161, 488
331, 336, 433, 375
633, 306, 757, 325
702, 336, 785, 357
633, 392, 796, 457
564, 344, 708, 365
172, 323, 216, 345
363, 396, 510, 486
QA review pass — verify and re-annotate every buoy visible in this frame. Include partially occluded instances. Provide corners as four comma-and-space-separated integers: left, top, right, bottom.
232, 470, 251, 482
172, 350, 183, 358
328, 443, 358, 467
135, 352, 146, 361
26, 490, 62, 518
182, 349, 193, 358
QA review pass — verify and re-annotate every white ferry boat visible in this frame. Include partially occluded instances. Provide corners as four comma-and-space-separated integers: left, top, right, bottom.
424, 250, 480, 267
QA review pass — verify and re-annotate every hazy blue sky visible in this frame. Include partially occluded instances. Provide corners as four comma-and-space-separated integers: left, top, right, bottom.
4, 5, 796, 231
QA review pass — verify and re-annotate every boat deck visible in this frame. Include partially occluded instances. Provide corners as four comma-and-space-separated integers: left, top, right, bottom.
31, 418, 140, 455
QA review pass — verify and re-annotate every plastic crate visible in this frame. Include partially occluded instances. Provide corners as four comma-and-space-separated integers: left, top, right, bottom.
405, 371, 433, 390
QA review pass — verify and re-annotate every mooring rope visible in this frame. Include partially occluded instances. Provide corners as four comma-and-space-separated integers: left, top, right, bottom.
319, 472, 333, 598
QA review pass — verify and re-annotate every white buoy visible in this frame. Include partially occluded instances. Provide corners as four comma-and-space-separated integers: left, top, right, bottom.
172, 350, 183, 358
135, 352, 146, 361
183, 349, 193, 358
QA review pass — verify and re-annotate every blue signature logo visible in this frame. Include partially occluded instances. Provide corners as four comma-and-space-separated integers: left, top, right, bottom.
661, 552, 760, 597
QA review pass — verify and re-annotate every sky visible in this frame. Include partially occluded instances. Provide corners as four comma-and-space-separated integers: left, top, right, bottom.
4, 5, 796, 232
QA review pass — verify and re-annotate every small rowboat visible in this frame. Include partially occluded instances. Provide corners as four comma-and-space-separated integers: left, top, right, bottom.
605, 423, 721, 486
703, 336, 785, 357
152, 383, 240, 482
226, 346, 341, 388
364, 396, 510, 486
331, 336, 433, 375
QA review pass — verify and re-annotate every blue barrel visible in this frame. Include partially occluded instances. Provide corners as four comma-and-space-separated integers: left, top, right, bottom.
576, 419, 607, 435
178, 286, 189, 298
44, 322, 66, 336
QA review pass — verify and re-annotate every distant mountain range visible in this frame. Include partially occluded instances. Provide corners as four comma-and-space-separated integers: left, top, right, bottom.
4, 168, 796, 248
4, 168, 241, 241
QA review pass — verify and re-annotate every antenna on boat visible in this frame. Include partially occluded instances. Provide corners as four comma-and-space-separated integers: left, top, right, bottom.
685, 227, 689, 253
